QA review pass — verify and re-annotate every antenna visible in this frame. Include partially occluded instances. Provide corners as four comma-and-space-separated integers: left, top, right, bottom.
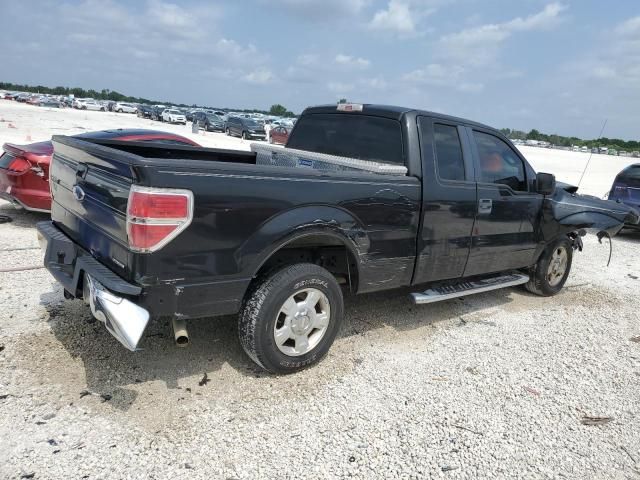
577, 119, 607, 189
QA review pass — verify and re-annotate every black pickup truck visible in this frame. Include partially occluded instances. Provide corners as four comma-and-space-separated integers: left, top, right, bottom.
37, 103, 638, 373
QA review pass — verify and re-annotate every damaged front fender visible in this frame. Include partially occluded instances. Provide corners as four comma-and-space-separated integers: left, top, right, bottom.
542, 186, 640, 241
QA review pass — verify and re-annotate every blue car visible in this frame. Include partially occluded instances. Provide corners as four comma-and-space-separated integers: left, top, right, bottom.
609, 164, 640, 229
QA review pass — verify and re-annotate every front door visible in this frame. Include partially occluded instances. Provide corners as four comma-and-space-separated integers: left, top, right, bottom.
413, 118, 478, 285
463, 128, 543, 276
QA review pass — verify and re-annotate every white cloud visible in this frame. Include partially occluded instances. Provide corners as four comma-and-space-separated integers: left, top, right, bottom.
504, 3, 567, 32
328, 81, 355, 93
361, 77, 388, 90
438, 3, 567, 67
577, 15, 640, 90
265, 0, 367, 21
243, 68, 274, 85
369, 0, 416, 34
403, 63, 480, 92
335, 54, 371, 69
615, 16, 640, 36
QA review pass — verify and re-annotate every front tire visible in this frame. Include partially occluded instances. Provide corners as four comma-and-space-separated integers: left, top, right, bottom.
525, 237, 573, 296
238, 264, 344, 374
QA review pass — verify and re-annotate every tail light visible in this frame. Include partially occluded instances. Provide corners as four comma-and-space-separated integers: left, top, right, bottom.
126, 186, 194, 253
3, 155, 31, 174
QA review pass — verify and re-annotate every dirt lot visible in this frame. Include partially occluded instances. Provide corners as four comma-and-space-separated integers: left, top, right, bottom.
1, 102, 639, 479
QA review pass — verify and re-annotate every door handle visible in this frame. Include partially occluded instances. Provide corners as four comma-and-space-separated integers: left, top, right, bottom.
478, 198, 492, 214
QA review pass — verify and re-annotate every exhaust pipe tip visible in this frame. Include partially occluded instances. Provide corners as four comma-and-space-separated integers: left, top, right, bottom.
172, 317, 189, 348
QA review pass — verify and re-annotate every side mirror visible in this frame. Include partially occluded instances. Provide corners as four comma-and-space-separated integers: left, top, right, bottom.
536, 172, 556, 196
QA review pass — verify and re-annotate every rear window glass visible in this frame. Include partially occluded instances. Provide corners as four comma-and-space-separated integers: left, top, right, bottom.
0, 152, 16, 169
433, 124, 465, 181
287, 113, 404, 165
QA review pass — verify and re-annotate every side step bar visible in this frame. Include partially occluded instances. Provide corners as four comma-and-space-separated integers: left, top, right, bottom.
411, 272, 530, 305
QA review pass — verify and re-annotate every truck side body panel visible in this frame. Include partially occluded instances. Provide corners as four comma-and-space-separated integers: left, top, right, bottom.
49, 136, 421, 318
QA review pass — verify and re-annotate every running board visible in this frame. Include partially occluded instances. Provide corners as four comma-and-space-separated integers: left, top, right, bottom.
410, 272, 530, 305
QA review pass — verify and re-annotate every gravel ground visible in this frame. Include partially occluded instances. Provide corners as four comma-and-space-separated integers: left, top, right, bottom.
1, 102, 640, 479
1, 200, 639, 480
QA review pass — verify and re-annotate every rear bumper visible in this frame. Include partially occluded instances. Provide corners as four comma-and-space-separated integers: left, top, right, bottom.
37, 221, 149, 350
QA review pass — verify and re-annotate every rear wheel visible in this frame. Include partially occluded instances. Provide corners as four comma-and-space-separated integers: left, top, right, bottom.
238, 264, 344, 374
525, 237, 573, 296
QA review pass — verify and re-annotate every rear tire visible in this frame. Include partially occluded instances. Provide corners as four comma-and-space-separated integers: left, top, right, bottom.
525, 237, 573, 296
238, 264, 344, 374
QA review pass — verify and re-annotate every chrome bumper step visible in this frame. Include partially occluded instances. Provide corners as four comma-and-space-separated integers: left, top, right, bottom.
410, 272, 530, 305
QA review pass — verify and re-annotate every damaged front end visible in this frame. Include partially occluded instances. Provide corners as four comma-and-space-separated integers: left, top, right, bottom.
541, 182, 640, 254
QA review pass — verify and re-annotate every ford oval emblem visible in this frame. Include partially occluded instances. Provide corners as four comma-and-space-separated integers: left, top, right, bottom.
72, 185, 85, 202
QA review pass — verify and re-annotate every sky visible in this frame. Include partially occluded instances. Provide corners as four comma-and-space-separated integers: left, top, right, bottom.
1, 0, 639, 139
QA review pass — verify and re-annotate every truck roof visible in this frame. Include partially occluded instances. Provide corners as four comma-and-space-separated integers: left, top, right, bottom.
303, 104, 495, 131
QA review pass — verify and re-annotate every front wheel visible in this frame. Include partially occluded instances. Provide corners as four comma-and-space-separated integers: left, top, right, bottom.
238, 264, 344, 374
525, 237, 573, 296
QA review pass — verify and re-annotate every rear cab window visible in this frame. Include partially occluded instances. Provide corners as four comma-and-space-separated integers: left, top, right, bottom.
287, 113, 405, 166
433, 124, 465, 181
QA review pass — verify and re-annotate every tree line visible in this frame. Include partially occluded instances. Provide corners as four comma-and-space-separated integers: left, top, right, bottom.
500, 128, 640, 152
0, 81, 296, 118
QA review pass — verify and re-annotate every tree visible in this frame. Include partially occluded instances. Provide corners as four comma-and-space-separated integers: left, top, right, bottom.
269, 104, 288, 116
527, 129, 541, 141
338, 98, 348, 104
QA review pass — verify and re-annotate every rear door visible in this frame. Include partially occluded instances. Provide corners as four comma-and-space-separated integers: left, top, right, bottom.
412, 117, 477, 284
463, 128, 542, 276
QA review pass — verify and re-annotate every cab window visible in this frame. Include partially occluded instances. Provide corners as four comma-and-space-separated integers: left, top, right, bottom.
433, 124, 465, 181
473, 131, 527, 191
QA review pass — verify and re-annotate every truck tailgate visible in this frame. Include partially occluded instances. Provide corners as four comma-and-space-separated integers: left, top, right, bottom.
50, 136, 135, 280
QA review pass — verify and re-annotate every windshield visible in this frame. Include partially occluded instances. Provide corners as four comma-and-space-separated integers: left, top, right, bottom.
207, 115, 222, 121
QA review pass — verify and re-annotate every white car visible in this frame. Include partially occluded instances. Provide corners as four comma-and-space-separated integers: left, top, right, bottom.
114, 102, 137, 114
161, 109, 186, 124
76, 99, 105, 111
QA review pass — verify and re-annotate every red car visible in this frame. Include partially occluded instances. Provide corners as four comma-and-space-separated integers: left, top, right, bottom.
0, 129, 200, 213
269, 126, 291, 145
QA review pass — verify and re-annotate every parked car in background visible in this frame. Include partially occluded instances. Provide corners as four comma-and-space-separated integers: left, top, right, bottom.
151, 105, 166, 121
609, 164, 640, 229
37, 97, 64, 108
115, 102, 137, 113
0, 129, 200, 213
75, 99, 105, 111
226, 116, 266, 140
137, 105, 153, 118
269, 125, 291, 145
162, 109, 187, 124
193, 112, 225, 132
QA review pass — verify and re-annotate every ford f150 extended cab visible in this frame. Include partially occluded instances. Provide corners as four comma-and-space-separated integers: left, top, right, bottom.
37, 104, 639, 373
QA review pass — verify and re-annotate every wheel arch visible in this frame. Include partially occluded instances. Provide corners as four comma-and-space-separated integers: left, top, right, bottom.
241, 206, 368, 293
